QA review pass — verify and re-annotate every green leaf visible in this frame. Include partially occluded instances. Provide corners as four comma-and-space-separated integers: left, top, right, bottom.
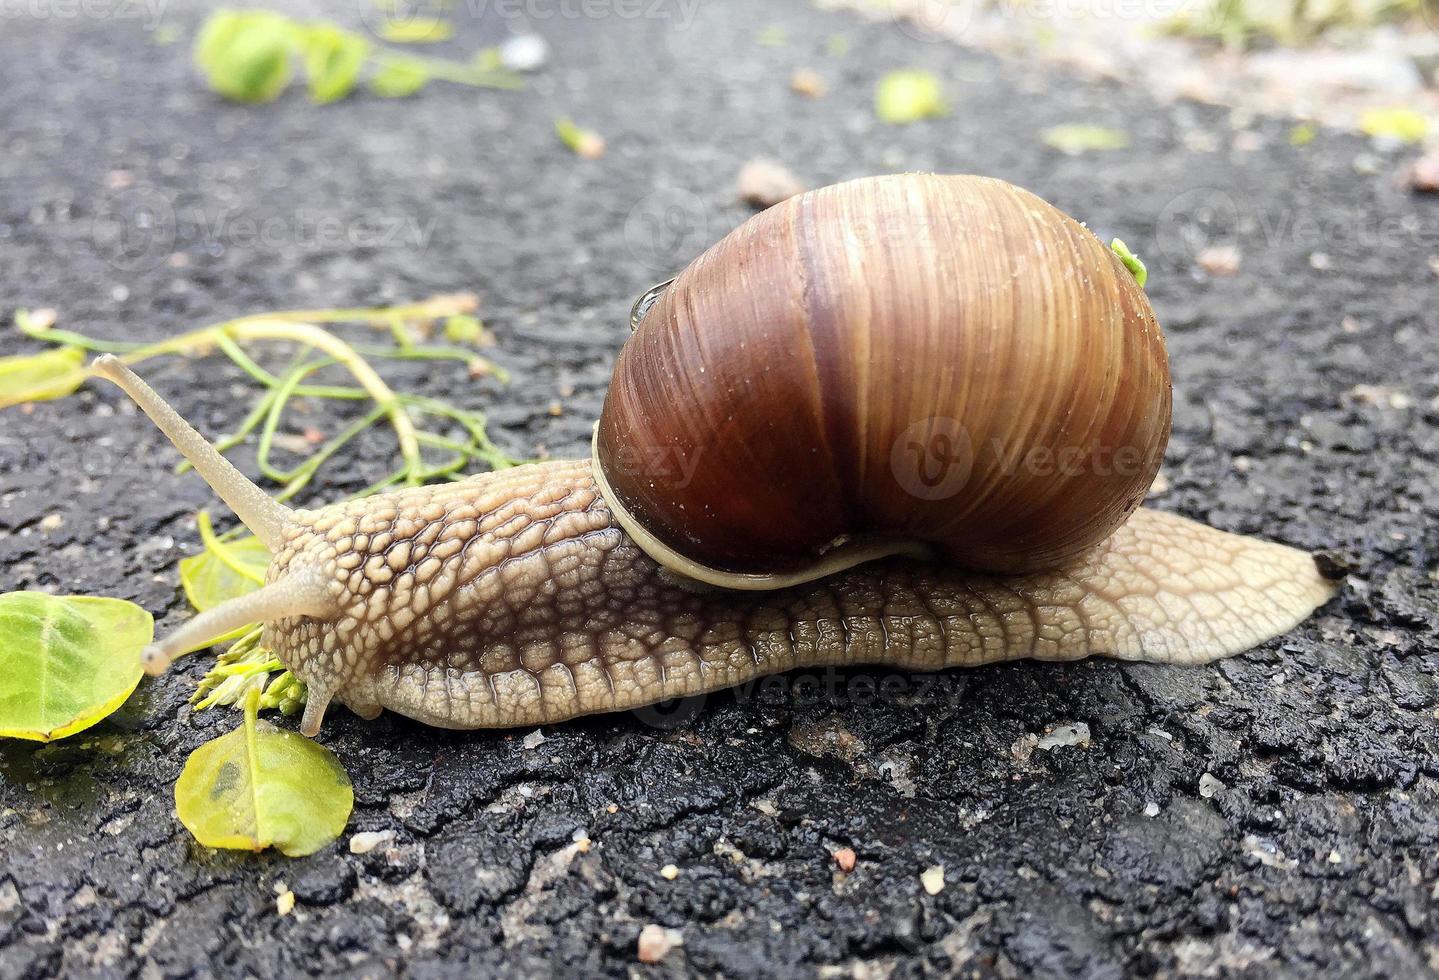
175, 689, 352, 857
443, 314, 484, 344
0, 593, 151, 742
1110, 238, 1149, 288
875, 70, 946, 124
1359, 107, 1428, 144
370, 59, 430, 98
0, 346, 86, 409
193, 626, 306, 717
194, 10, 299, 104
1042, 124, 1130, 154
377, 18, 454, 44
302, 24, 371, 104
555, 117, 605, 159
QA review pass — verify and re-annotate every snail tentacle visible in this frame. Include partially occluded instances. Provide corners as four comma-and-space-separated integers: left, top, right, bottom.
93, 355, 294, 551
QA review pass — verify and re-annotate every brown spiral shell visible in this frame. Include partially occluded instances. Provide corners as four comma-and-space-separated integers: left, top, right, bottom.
593, 174, 1171, 584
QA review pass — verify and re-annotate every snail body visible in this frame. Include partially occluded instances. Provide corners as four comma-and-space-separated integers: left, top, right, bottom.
91, 174, 1338, 736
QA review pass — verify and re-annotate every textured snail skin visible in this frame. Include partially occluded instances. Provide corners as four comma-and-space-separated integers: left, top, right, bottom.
597, 174, 1172, 581
262, 460, 1334, 735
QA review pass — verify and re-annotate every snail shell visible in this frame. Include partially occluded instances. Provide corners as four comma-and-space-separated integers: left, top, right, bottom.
594, 174, 1171, 586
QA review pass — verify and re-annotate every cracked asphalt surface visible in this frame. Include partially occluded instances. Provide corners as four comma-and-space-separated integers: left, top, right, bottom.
2, 1, 1437, 976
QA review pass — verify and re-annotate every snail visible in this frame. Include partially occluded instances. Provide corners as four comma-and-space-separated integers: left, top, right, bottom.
92, 174, 1339, 737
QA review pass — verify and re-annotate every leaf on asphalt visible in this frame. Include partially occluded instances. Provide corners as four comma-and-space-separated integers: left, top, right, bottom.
175, 689, 353, 857
874, 70, 946, 124
0, 346, 86, 409
370, 59, 430, 98
195, 10, 299, 104
1042, 124, 1130, 154
302, 24, 371, 104
555, 117, 606, 159
1359, 108, 1427, 144
0, 592, 151, 742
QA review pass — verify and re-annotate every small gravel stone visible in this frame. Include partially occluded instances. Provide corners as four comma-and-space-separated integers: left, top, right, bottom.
833, 847, 856, 872
920, 865, 945, 895
349, 830, 395, 855
637, 924, 682, 964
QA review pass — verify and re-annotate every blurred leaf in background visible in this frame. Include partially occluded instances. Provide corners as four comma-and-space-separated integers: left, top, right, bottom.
875, 70, 947, 124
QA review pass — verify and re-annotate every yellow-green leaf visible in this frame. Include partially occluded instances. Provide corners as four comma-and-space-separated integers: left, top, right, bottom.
555, 117, 605, 159
176, 690, 352, 857
1042, 124, 1130, 154
1359, 107, 1428, 144
302, 24, 371, 104
370, 59, 430, 98
194, 10, 298, 104
0, 346, 86, 409
1110, 238, 1148, 287
0, 593, 151, 742
377, 18, 454, 44
875, 70, 946, 124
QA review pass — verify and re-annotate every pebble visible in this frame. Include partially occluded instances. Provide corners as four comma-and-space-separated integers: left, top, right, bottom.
275, 888, 295, 916
637, 924, 683, 964
920, 864, 945, 895
737, 159, 806, 210
1036, 722, 1091, 751
500, 34, 549, 73
833, 847, 856, 872
522, 729, 547, 750
1199, 773, 1225, 798
660, 864, 680, 880
349, 830, 396, 855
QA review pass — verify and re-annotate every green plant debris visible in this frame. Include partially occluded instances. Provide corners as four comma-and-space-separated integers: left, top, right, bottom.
1359, 107, 1428, 144
0, 343, 86, 409
555, 117, 606, 159
1110, 238, 1149, 288
12, 297, 514, 499
875, 70, 947, 124
192, 628, 306, 716
0, 593, 152, 742
1289, 122, 1317, 146
377, 18, 455, 44
175, 689, 352, 856
194, 9, 519, 105
178, 511, 270, 652
195, 10, 298, 103
302, 24, 372, 104
1042, 124, 1130, 154
444, 314, 489, 345
370, 58, 430, 97
1163, 0, 1425, 49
